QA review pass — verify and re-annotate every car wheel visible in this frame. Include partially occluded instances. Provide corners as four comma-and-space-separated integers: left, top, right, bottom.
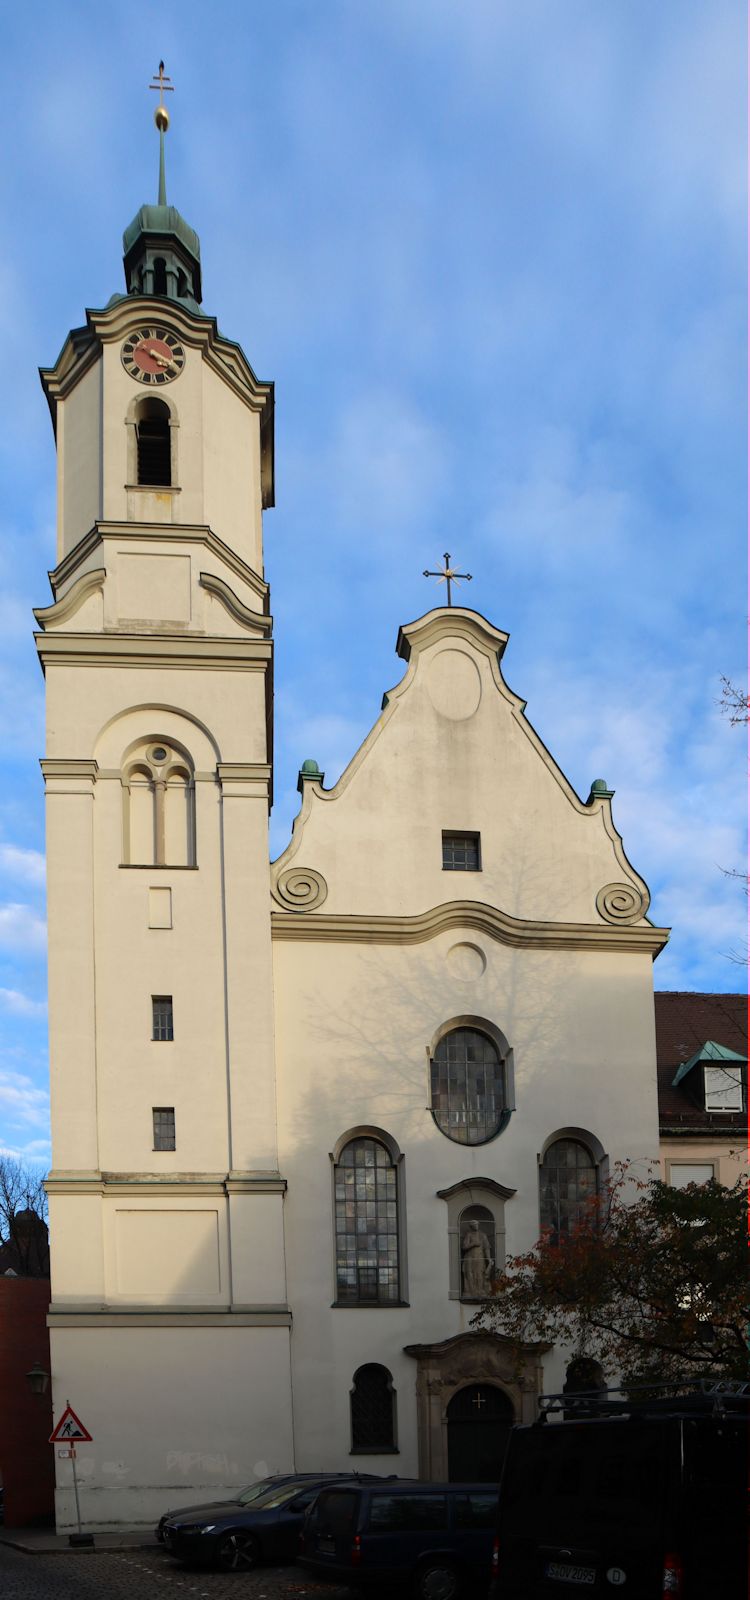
414, 1559, 462, 1600
215, 1531, 261, 1571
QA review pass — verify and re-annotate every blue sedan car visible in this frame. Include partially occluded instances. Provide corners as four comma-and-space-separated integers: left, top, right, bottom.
161, 1473, 393, 1572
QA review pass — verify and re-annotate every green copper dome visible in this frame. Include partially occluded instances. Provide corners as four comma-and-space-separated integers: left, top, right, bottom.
122, 101, 203, 307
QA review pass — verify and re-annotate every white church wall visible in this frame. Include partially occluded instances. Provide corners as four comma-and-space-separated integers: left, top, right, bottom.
58, 356, 102, 560
49, 1324, 294, 1530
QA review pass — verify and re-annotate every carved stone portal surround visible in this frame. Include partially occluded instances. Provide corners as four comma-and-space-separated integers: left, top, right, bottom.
403, 1332, 548, 1481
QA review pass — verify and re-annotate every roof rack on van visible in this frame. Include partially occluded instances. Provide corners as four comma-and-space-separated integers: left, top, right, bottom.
536, 1377, 749, 1423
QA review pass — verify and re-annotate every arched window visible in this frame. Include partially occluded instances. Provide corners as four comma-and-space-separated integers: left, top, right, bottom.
123, 740, 195, 867
136, 398, 171, 486
333, 1135, 400, 1305
153, 256, 168, 296
539, 1138, 597, 1242
430, 1027, 509, 1145
350, 1364, 397, 1453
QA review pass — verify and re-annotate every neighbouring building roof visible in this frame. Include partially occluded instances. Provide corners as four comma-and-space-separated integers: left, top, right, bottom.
654, 991, 748, 1135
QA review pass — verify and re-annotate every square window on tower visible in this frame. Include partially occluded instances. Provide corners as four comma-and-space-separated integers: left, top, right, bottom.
442, 832, 481, 871
152, 996, 174, 1041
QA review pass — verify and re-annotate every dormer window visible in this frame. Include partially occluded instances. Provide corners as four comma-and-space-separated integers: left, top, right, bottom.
704, 1064, 744, 1112
136, 398, 171, 486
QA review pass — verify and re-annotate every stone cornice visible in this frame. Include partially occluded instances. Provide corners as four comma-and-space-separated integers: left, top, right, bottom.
437, 1178, 517, 1202
45, 1170, 286, 1197
40, 759, 98, 789
49, 522, 269, 605
35, 632, 272, 673
270, 899, 670, 957
48, 1309, 292, 1329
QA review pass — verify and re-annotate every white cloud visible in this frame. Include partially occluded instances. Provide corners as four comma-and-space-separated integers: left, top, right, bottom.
0, 1066, 49, 1130
0, 903, 47, 953
0, 988, 46, 1018
0, 845, 46, 888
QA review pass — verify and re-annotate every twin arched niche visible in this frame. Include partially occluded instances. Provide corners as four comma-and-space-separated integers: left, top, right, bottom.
429, 1018, 514, 1145
122, 739, 195, 867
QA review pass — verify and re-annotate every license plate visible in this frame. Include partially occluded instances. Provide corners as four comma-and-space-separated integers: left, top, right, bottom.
546, 1561, 596, 1585
317, 1535, 336, 1553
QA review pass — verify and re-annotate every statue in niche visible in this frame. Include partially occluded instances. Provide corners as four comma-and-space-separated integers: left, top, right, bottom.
461, 1219, 493, 1298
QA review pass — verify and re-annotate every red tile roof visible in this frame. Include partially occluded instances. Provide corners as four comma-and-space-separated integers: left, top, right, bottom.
654, 992, 747, 1133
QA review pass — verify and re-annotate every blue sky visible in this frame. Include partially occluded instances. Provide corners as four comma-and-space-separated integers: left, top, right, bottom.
0, 1, 745, 1164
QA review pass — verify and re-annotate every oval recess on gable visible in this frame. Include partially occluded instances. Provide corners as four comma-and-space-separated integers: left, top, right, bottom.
426, 649, 482, 721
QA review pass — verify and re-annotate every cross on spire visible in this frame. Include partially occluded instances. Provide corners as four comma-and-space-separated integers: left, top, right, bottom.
423, 552, 472, 607
149, 61, 174, 205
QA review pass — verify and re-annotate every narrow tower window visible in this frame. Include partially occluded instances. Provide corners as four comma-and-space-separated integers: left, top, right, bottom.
153, 256, 168, 296
152, 1107, 176, 1151
136, 397, 171, 486
152, 996, 174, 1041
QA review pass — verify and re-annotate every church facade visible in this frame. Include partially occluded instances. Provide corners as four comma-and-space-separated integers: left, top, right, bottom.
36, 125, 669, 1528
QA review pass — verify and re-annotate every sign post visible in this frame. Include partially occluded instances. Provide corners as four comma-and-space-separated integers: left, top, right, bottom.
49, 1401, 94, 1546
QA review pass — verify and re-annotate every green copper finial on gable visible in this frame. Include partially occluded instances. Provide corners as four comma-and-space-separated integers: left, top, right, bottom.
122, 63, 203, 307
297, 758, 325, 794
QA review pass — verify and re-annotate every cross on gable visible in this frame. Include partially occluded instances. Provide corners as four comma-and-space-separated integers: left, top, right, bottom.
423, 552, 472, 607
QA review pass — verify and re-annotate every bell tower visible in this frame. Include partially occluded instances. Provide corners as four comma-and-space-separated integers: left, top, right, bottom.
36, 71, 292, 1529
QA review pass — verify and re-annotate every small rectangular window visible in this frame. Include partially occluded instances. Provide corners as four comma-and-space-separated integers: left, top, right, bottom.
152, 996, 174, 1041
152, 1107, 175, 1151
442, 831, 481, 871
669, 1163, 715, 1188
703, 1065, 744, 1112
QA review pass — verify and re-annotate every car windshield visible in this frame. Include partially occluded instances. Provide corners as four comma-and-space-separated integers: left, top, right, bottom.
237, 1477, 285, 1506
243, 1482, 317, 1511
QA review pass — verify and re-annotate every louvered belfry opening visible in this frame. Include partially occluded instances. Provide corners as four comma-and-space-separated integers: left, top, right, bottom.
136, 398, 171, 486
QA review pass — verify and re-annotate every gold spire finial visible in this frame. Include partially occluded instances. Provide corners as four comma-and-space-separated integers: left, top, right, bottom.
149, 60, 174, 133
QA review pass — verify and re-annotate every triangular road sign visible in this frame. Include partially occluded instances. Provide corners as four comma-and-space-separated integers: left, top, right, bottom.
49, 1404, 92, 1443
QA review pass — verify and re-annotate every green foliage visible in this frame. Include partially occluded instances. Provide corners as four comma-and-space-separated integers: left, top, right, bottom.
473, 1163, 748, 1383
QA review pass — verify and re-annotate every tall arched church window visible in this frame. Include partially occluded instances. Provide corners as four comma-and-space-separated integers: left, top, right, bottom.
539, 1138, 598, 1243
350, 1364, 397, 1453
333, 1135, 401, 1305
123, 741, 195, 867
430, 1027, 510, 1145
136, 397, 172, 486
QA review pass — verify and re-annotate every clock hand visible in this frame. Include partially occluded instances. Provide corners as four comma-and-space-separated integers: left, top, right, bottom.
146, 347, 178, 371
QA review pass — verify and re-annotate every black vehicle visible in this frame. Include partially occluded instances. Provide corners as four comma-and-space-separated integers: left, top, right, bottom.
300, 1478, 498, 1598
155, 1471, 339, 1544
160, 1472, 395, 1571
490, 1380, 748, 1598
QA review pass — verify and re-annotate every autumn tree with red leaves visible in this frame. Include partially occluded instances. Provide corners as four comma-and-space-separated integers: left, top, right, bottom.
473, 1163, 748, 1384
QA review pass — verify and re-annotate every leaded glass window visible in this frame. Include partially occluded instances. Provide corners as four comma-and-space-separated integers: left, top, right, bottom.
350, 1363, 397, 1451
430, 1028, 506, 1145
539, 1138, 597, 1241
334, 1137, 400, 1304
442, 832, 481, 871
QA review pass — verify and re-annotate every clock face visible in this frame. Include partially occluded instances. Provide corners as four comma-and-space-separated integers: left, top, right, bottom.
121, 327, 186, 385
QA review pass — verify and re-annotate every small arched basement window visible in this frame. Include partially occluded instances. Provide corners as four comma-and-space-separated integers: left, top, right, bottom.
350, 1364, 397, 1453
136, 398, 171, 486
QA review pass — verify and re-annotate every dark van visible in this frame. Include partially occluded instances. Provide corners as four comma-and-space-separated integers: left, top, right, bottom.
490, 1382, 748, 1599
301, 1478, 497, 1598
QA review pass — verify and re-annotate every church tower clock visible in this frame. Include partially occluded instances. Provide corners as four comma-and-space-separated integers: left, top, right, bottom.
36, 69, 292, 1528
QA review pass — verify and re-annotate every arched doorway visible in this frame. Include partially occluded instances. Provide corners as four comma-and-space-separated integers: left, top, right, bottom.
446, 1383, 513, 1482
